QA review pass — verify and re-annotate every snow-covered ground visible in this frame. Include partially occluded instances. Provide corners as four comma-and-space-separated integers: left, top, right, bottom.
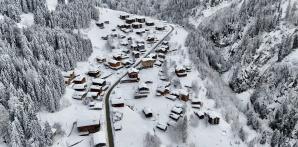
38, 7, 171, 147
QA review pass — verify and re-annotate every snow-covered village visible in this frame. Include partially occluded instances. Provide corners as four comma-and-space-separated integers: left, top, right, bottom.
1, 0, 298, 147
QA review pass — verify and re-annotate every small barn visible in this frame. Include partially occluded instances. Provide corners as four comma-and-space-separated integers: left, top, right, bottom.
175, 65, 187, 77
141, 58, 155, 68
128, 68, 139, 79
194, 111, 204, 119
179, 89, 189, 101
86, 91, 100, 100
145, 21, 155, 26
111, 98, 125, 107
143, 107, 153, 118
120, 14, 129, 20
62, 70, 76, 85
169, 113, 180, 121
92, 78, 106, 87
136, 17, 145, 23
77, 119, 100, 133
132, 23, 143, 29
88, 68, 101, 78
73, 75, 86, 84
91, 131, 106, 147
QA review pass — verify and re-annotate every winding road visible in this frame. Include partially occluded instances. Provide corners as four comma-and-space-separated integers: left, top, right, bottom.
104, 25, 174, 147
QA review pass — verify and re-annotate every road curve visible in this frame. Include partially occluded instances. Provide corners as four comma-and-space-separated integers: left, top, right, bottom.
104, 25, 174, 147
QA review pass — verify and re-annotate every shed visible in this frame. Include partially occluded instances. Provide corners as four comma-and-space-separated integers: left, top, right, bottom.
73, 75, 86, 84
194, 111, 205, 119
90, 85, 102, 93
77, 119, 100, 133
143, 107, 153, 118
111, 98, 125, 107
96, 55, 106, 63
156, 26, 166, 31
91, 131, 106, 147
107, 59, 122, 69
62, 70, 75, 85
156, 122, 167, 131
138, 82, 150, 94
132, 23, 143, 29
169, 113, 180, 121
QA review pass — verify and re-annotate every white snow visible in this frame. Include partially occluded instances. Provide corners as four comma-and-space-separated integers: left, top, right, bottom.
18, 13, 34, 28
46, 0, 58, 11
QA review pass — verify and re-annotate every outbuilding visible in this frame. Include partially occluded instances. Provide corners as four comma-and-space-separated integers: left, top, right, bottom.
120, 14, 129, 20
72, 83, 87, 91
73, 75, 86, 84
128, 68, 139, 79
88, 68, 101, 78
143, 107, 153, 118
175, 65, 187, 77
111, 98, 125, 107
206, 112, 220, 125
136, 17, 145, 23
92, 78, 106, 87
156, 122, 167, 131
132, 23, 143, 29
77, 119, 100, 133
125, 17, 136, 24
107, 59, 122, 69
145, 21, 155, 26
179, 89, 189, 101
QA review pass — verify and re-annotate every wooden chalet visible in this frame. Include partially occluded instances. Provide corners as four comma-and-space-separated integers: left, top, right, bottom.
118, 24, 131, 29
146, 36, 155, 42
205, 112, 220, 125
162, 41, 169, 45
77, 119, 100, 133
125, 17, 136, 24
138, 82, 150, 94
136, 29, 146, 35
156, 47, 168, 54
107, 59, 122, 69
96, 55, 106, 63
104, 20, 109, 24
111, 98, 125, 107
73, 83, 87, 91
169, 113, 180, 121
96, 22, 104, 29
156, 86, 170, 96
86, 91, 100, 100
132, 51, 141, 58
148, 53, 157, 59
171, 106, 183, 114
156, 122, 167, 131
136, 17, 145, 23
143, 107, 153, 118
194, 111, 204, 119
88, 68, 101, 78
175, 65, 187, 77
156, 26, 166, 31
90, 85, 102, 93
132, 23, 143, 29
120, 14, 129, 20
91, 131, 106, 147
72, 91, 87, 100
127, 68, 139, 79
92, 78, 106, 86
145, 21, 155, 26
157, 53, 166, 59
141, 58, 155, 68
179, 89, 189, 101
62, 70, 76, 85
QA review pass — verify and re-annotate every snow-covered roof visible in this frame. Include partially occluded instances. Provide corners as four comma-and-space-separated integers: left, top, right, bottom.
128, 68, 139, 73
156, 122, 167, 130
179, 89, 189, 96
166, 95, 177, 100
141, 58, 155, 62
138, 82, 149, 90
114, 123, 122, 130
96, 55, 105, 60
73, 75, 85, 81
72, 91, 87, 98
175, 103, 184, 108
108, 58, 120, 64
62, 70, 74, 77
90, 85, 102, 90
171, 107, 183, 114
194, 110, 204, 116
176, 65, 186, 71
92, 131, 106, 146
72, 83, 87, 90
143, 107, 152, 115
169, 113, 180, 120
77, 119, 100, 128
92, 78, 106, 84
111, 98, 124, 105
206, 111, 220, 119
87, 91, 99, 97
